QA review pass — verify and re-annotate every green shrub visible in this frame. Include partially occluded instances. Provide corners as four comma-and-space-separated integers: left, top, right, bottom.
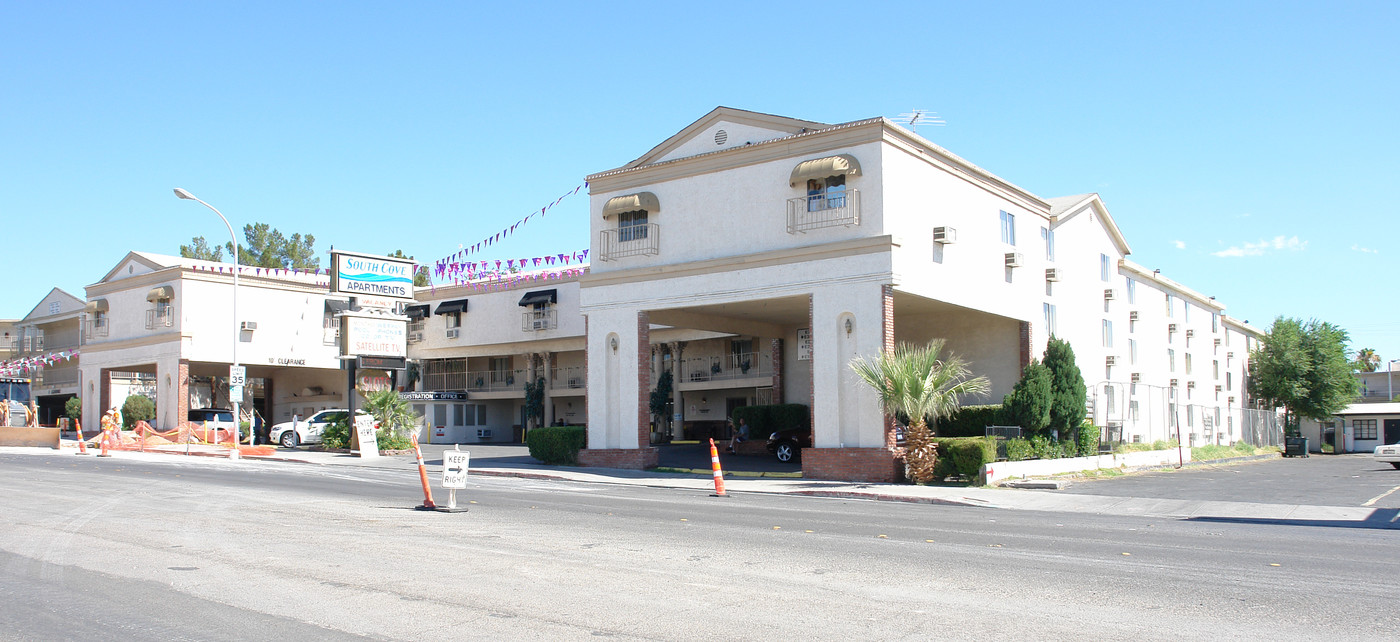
65, 396, 82, 419
527, 426, 587, 465
731, 404, 809, 437
930, 437, 996, 481
1005, 438, 1033, 461
935, 404, 1003, 438
1076, 424, 1102, 457
321, 418, 350, 450
120, 395, 155, 429
1029, 435, 1076, 460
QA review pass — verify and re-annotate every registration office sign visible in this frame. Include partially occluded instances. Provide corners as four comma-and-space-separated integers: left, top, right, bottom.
330, 251, 416, 300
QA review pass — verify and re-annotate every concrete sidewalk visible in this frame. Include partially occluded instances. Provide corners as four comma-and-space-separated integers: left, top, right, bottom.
19, 442, 1400, 530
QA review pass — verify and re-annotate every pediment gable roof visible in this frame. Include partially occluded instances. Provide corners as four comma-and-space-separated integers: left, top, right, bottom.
1047, 193, 1131, 256
20, 287, 85, 321
93, 251, 179, 285
623, 106, 829, 169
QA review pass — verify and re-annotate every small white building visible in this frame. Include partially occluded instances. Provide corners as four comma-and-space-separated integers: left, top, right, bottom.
79, 252, 353, 432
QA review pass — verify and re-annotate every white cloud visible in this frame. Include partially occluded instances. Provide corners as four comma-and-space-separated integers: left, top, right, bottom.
1172, 240, 1186, 250
1351, 244, 1379, 254
1211, 235, 1307, 258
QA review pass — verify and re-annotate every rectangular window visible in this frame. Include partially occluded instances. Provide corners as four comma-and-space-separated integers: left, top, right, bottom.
1000, 211, 1016, 245
1212, 313, 1220, 333
1226, 371, 1233, 391
1184, 303, 1191, 323
446, 312, 462, 329
1043, 303, 1057, 336
1185, 354, 1193, 374
1105, 385, 1116, 414
1100, 254, 1111, 282
1041, 226, 1054, 261
1130, 400, 1139, 421
477, 405, 488, 425
1125, 278, 1136, 304
1165, 294, 1174, 318
1129, 339, 1137, 365
618, 210, 649, 242
1354, 419, 1378, 440
1168, 349, 1176, 372
1213, 360, 1219, 379
1102, 319, 1113, 348
49, 301, 60, 315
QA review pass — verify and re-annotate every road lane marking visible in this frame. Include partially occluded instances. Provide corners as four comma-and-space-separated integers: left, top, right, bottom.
1362, 484, 1400, 507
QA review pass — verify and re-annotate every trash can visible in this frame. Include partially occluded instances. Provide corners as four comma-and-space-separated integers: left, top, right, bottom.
1284, 436, 1309, 458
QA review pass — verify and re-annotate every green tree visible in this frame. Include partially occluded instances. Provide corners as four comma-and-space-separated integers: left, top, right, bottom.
121, 395, 155, 429
389, 250, 430, 287
1250, 317, 1359, 433
362, 389, 419, 439
1354, 347, 1380, 373
179, 223, 319, 270
179, 237, 224, 262
850, 340, 990, 483
1042, 337, 1087, 439
64, 396, 82, 420
523, 377, 546, 429
1002, 359, 1052, 437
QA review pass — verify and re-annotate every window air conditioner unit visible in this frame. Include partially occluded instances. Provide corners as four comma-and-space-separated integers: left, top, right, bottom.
477, 429, 492, 439
1044, 268, 1059, 281
1004, 252, 1023, 268
1227, 351, 1234, 359
1105, 356, 1117, 366
1170, 379, 1179, 387
1187, 381, 1196, 388
446, 328, 460, 339
240, 321, 258, 331
1129, 311, 1139, 321
1185, 329, 1195, 338
1130, 373, 1141, 383
1228, 396, 1235, 403
1214, 338, 1222, 347
933, 226, 957, 244
1104, 288, 1117, 300
1168, 323, 1178, 333
1215, 385, 1223, 392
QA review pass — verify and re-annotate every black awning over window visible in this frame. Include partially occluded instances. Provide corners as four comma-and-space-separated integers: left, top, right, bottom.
518, 289, 557, 307
324, 299, 350, 314
435, 299, 468, 315
405, 304, 430, 319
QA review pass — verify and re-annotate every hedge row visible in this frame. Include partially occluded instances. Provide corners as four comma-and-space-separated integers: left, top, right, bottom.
731, 404, 809, 437
934, 404, 1003, 437
930, 437, 997, 481
526, 426, 587, 465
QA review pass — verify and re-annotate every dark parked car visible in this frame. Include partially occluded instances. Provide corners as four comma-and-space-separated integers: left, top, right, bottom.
767, 428, 812, 463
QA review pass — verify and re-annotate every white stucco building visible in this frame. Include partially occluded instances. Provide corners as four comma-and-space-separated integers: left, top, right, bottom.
78, 252, 354, 433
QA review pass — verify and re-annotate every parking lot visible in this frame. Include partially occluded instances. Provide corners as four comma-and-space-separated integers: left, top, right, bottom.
1063, 453, 1400, 508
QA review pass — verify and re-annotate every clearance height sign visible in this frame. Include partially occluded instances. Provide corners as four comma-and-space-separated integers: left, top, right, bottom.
330, 251, 416, 300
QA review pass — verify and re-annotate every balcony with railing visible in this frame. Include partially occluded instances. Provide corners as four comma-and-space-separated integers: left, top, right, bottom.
37, 368, 79, 388
522, 308, 558, 332
599, 223, 659, 261
786, 188, 860, 233
550, 366, 586, 393
675, 351, 773, 386
88, 317, 109, 339
145, 307, 174, 330
0, 338, 16, 360
466, 369, 527, 394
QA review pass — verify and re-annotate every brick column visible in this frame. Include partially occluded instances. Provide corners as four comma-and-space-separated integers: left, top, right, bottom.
542, 352, 555, 428
99, 368, 112, 416
770, 338, 784, 404
176, 359, 190, 432
635, 310, 651, 448
669, 341, 685, 440
882, 285, 898, 450
1020, 320, 1032, 371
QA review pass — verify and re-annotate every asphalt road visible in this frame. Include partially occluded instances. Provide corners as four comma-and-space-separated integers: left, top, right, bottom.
1063, 453, 1400, 508
2, 452, 1397, 640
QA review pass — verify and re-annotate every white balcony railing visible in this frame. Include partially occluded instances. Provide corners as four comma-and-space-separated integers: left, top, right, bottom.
677, 351, 773, 384
550, 366, 586, 390
599, 223, 660, 261
89, 317, 109, 338
522, 308, 557, 332
145, 308, 174, 330
466, 369, 527, 393
786, 188, 860, 233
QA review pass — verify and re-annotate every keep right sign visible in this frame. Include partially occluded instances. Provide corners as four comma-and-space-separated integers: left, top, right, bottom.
442, 450, 470, 489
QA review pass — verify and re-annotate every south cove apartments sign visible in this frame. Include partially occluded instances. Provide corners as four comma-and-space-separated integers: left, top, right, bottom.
331, 251, 413, 360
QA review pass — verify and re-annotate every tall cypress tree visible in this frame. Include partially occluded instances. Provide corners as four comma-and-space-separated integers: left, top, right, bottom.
1002, 358, 1052, 438
1042, 337, 1086, 438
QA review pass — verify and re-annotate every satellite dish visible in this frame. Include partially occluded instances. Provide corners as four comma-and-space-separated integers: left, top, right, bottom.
892, 109, 946, 132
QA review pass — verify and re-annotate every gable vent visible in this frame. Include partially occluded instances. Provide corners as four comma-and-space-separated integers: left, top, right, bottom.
714, 129, 728, 146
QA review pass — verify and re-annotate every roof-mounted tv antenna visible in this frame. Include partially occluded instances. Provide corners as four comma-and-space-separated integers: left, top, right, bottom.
892, 109, 946, 133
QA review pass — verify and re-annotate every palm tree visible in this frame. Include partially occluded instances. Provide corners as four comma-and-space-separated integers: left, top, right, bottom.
849, 340, 990, 483
1355, 348, 1380, 373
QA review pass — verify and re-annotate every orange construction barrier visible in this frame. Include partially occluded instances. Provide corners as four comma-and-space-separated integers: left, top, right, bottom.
75, 419, 88, 455
411, 433, 437, 510
708, 438, 728, 497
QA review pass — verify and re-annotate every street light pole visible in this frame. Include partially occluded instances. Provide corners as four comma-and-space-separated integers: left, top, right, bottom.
173, 188, 245, 445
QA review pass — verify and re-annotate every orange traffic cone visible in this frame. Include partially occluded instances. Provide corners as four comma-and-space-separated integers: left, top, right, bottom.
411, 433, 437, 510
708, 438, 728, 497
75, 419, 88, 455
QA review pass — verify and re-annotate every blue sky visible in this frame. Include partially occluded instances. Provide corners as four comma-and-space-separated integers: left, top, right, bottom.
3, 1, 1397, 364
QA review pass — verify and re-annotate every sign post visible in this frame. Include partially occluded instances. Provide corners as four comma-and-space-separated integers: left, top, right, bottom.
440, 446, 470, 512
329, 250, 414, 459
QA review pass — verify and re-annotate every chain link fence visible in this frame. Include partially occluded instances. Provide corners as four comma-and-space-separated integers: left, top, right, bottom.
1088, 381, 1281, 449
